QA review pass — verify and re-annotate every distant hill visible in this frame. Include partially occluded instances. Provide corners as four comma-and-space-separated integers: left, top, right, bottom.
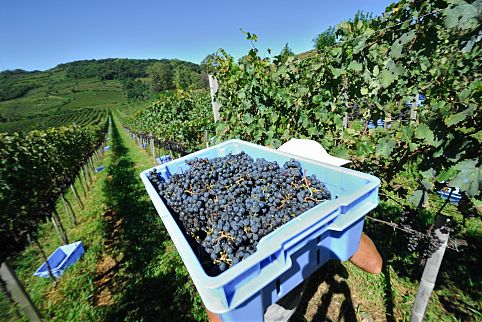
0, 58, 207, 132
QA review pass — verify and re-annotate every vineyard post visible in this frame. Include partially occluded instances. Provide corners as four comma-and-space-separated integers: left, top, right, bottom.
83, 163, 92, 186
70, 183, 84, 209
50, 215, 64, 244
81, 164, 90, 187
78, 170, 88, 196
0, 261, 42, 321
208, 74, 220, 122
29, 234, 56, 280
384, 112, 391, 130
88, 156, 95, 173
0, 274, 22, 319
61, 194, 74, 226
51, 209, 69, 245
151, 137, 155, 158
411, 215, 450, 322
61, 193, 77, 226
343, 112, 349, 129
410, 95, 419, 123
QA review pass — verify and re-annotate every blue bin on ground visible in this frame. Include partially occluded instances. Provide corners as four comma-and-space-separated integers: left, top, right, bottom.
140, 139, 380, 321
438, 187, 462, 204
155, 155, 172, 165
367, 120, 376, 129
33, 241, 84, 278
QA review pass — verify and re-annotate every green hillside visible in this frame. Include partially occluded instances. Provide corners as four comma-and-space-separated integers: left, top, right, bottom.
0, 58, 206, 133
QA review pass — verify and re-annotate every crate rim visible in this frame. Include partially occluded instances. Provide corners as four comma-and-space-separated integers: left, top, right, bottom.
140, 139, 380, 312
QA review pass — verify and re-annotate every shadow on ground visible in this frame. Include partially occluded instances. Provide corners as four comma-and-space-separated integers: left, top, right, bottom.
93, 123, 204, 322
291, 261, 358, 322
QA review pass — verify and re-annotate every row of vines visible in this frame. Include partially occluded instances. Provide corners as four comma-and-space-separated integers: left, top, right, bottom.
126, 0, 480, 241
210, 0, 481, 240
0, 107, 109, 133
0, 119, 109, 263
122, 89, 213, 152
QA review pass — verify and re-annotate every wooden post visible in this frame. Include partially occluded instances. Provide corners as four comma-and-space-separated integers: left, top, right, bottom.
51, 209, 69, 245
61, 194, 74, 226
71, 182, 84, 209
208, 75, 220, 122
0, 274, 22, 319
385, 112, 391, 129
29, 234, 56, 280
411, 216, 450, 322
51, 216, 63, 244
343, 112, 349, 129
61, 194, 77, 225
410, 95, 419, 123
83, 163, 92, 186
0, 261, 42, 321
88, 156, 95, 173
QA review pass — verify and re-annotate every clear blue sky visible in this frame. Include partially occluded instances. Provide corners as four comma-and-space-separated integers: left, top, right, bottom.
0, 0, 394, 71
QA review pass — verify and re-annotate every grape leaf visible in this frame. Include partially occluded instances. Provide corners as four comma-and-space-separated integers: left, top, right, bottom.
450, 159, 481, 197
410, 189, 428, 207
380, 69, 396, 88
415, 123, 437, 146
348, 61, 363, 72
444, 0, 481, 30
376, 138, 395, 157
389, 30, 416, 59
373, 65, 380, 76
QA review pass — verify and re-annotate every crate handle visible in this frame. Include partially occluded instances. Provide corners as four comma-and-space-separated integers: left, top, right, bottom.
281, 208, 340, 256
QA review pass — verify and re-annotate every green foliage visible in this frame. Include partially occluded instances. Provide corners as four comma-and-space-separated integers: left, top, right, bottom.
313, 26, 337, 50
0, 68, 126, 132
59, 58, 159, 80
0, 122, 108, 261
0, 108, 108, 133
211, 0, 481, 226
274, 43, 294, 64
147, 60, 206, 92
124, 90, 213, 151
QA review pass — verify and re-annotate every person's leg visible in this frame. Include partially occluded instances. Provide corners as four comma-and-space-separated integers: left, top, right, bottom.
349, 233, 382, 274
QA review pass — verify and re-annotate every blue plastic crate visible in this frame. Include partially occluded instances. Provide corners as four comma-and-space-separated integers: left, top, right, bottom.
155, 154, 172, 165
140, 139, 380, 321
33, 241, 84, 278
103, 145, 111, 151
95, 166, 106, 173
437, 187, 462, 204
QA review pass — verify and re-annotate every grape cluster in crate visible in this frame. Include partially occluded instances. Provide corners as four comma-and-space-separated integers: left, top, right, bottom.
148, 152, 331, 274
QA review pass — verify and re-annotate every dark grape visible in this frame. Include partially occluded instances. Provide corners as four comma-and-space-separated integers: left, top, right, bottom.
148, 152, 332, 274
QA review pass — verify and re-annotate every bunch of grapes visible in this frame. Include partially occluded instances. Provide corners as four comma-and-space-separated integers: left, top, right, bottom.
148, 152, 331, 274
